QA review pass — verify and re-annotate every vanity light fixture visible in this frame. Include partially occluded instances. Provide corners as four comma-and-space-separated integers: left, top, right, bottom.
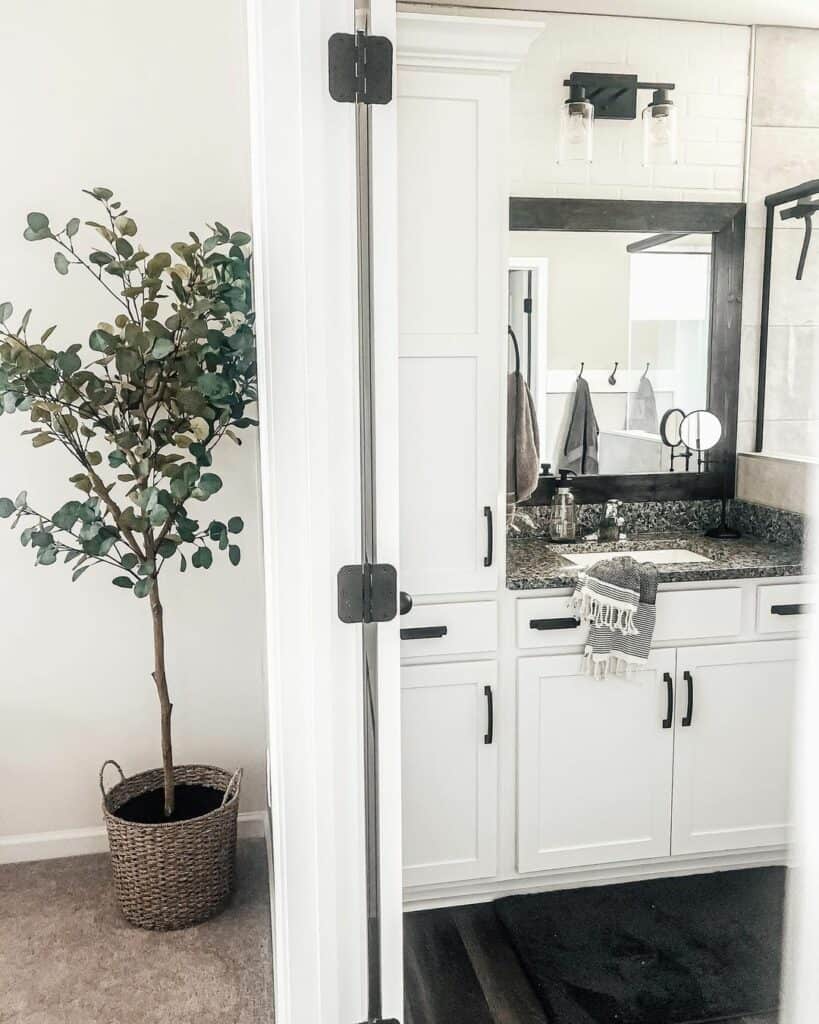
558, 83, 594, 164
642, 88, 678, 166
560, 73, 677, 165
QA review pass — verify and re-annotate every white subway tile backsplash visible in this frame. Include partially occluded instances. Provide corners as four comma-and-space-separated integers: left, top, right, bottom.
685, 140, 745, 167
509, 14, 749, 202
717, 120, 747, 143
651, 164, 714, 190
687, 93, 747, 120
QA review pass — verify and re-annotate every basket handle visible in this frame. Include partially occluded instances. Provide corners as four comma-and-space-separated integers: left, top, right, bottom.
99, 759, 126, 809
221, 766, 243, 807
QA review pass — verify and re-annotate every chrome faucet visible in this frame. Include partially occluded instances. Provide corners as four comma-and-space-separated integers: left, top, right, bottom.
597, 499, 626, 543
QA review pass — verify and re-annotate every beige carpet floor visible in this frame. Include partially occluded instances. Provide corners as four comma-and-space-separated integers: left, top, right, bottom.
0, 838, 273, 1024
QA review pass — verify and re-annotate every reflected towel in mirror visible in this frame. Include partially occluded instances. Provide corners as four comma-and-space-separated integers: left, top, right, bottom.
562, 376, 599, 475
626, 374, 659, 434
507, 371, 540, 505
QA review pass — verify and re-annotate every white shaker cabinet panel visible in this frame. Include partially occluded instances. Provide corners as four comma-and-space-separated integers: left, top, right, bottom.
672, 640, 797, 856
397, 68, 505, 596
402, 661, 498, 887
517, 650, 677, 873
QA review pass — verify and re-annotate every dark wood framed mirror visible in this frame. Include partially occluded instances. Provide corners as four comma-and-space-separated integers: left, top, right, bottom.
509, 197, 745, 504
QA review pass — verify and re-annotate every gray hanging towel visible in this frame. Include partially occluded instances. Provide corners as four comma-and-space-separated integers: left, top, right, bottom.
570, 556, 658, 678
627, 374, 659, 433
562, 376, 599, 475
507, 371, 540, 504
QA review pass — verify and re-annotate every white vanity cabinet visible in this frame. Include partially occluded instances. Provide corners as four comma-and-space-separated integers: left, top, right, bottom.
671, 640, 797, 856
517, 650, 677, 872
516, 637, 799, 874
401, 660, 498, 887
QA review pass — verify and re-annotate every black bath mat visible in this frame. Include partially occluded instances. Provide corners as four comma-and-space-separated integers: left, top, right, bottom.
495, 867, 785, 1024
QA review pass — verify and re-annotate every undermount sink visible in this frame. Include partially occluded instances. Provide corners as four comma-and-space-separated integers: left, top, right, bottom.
564, 548, 712, 568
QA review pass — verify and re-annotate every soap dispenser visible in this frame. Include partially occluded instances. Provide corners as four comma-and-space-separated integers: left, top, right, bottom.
549, 469, 577, 542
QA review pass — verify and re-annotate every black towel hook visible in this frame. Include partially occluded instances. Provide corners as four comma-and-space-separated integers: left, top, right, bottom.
608, 361, 618, 386
578, 361, 585, 379
507, 325, 521, 377
641, 361, 650, 379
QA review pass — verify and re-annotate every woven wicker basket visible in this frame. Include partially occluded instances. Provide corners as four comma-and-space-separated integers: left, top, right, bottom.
100, 760, 242, 931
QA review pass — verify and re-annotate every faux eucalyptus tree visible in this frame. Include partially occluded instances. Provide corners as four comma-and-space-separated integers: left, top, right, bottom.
0, 188, 256, 816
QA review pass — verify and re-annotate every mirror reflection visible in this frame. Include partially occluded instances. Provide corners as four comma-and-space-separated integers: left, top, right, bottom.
509, 230, 713, 476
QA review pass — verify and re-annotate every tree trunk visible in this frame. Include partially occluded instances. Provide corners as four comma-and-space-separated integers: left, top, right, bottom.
150, 581, 175, 816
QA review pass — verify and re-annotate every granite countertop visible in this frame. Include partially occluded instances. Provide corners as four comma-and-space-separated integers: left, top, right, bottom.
507, 531, 806, 591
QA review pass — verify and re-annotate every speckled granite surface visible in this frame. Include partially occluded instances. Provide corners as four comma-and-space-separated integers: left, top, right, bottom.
507, 532, 806, 591
508, 499, 805, 546
507, 496, 808, 590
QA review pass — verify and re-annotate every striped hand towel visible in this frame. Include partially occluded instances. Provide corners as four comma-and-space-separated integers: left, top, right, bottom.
570, 556, 658, 678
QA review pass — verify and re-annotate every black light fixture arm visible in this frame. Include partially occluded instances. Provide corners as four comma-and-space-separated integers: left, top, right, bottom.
562, 72, 675, 119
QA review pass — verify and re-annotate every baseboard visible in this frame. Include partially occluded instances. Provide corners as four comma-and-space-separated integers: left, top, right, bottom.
403, 847, 790, 911
0, 811, 267, 865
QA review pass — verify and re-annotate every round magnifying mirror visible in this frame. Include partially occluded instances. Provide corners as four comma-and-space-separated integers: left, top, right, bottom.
659, 407, 686, 448
679, 409, 722, 452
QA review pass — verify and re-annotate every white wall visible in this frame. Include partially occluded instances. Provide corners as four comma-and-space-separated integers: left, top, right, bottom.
0, 0, 267, 852
507, 12, 750, 201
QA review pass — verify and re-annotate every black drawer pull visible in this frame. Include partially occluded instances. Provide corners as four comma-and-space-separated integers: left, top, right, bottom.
530, 617, 580, 631
682, 670, 694, 727
400, 625, 448, 640
771, 603, 813, 616
484, 685, 494, 745
662, 672, 673, 729
483, 506, 493, 568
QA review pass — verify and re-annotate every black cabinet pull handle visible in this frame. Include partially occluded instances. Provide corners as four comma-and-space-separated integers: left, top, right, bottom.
484, 685, 494, 745
483, 506, 493, 567
682, 670, 694, 727
399, 591, 413, 615
662, 672, 673, 729
530, 617, 579, 631
400, 625, 447, 640
771, 603, 813, 616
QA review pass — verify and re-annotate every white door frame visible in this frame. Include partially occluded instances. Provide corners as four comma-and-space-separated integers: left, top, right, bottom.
246, 0, 400, 1021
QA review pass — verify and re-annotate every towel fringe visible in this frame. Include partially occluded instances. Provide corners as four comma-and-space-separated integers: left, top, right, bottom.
569, 590, 637, 636
581, 649, 643, 679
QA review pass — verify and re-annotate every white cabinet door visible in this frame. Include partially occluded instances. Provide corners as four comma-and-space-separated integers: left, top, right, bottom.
517, 650, 677, 873
672, 640, 797, 856
397, 68, 505, 595
401, 660, 498, 887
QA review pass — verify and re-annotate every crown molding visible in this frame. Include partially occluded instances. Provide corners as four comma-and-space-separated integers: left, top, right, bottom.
396, 12, 543, 72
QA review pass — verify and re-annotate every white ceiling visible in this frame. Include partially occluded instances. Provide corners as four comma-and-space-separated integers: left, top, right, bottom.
402, 0, 819, 29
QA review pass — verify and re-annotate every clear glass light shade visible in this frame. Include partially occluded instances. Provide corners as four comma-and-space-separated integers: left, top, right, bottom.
642, 101, 678, 166
558, 99, 594, 164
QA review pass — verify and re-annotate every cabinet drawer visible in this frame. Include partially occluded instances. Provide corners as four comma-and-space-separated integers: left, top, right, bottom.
400, 601, 497, 658
517, 586, 742, 649
757, 583, 815, 634
516, 595, 586, 649
654, 588, 742, 642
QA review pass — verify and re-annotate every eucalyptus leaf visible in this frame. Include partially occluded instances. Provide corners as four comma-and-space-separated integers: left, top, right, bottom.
0, 498, 15, 518
53, 252, 69, 275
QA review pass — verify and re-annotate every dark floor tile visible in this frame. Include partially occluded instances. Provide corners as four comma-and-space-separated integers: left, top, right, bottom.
404, 908, 494, 1024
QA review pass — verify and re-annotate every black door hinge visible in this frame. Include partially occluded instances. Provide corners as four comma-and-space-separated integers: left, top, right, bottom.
329, 31, 393, 105
338, 563, 397, 624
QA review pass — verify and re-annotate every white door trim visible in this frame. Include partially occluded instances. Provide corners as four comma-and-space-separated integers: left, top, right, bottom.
246, 0, 399, 1020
